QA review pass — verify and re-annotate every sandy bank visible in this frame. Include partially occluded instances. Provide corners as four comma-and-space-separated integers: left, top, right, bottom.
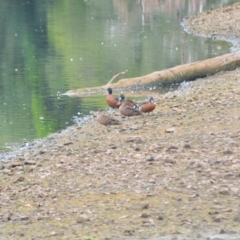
1, 3, 240, 240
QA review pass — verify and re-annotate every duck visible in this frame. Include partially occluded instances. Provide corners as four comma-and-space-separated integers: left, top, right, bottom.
118, 94, 142, 117
118, 93, 137, 107
106, 88, 121, 109
96, 110, 121, 127
139, 96, 156, 114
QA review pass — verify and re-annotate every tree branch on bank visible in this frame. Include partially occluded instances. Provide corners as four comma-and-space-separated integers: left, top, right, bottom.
65, 52, 240, 96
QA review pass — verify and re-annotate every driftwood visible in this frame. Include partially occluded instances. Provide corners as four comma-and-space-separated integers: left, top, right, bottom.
65, 52, 240, 96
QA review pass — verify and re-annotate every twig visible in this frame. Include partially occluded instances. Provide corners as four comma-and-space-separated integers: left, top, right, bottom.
105, 71, 126, 86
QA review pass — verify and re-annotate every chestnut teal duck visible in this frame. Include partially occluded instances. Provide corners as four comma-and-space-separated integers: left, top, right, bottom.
106, 88, 121, 109
139, 97, 156, 114
118, 94, 142, 117
118, 93, 136, 107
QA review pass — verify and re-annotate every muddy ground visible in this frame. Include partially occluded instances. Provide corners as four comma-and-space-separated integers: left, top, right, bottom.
1, 3, 240, 240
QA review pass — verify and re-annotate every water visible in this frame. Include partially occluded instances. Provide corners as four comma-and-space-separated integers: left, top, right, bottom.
0, 0, 239, 151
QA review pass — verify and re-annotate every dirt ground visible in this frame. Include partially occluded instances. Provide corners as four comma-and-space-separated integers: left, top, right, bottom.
1, 3, 240, 240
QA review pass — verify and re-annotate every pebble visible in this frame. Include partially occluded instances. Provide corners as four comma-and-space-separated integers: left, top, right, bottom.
219, 188, 230, 195
141, 213, 150, 218
129, 125, 139, 130
142, 204, 149, 209
76, 215, 90, 224
165, 127, 176, 133
13, 176, 25, 183
146, 155, 154, 161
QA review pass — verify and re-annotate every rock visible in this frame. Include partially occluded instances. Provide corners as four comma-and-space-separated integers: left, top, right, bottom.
219, 188, 230, 195
230, 187, 239, 195
183, 144, 191, 149
13, 176, 25, 183
3, 212, 12, 222
20, 216, 29, 221
166, 145, 178, 152
165, 127, 176, 133
5, 161, 23, 169
223, 150, 233, 155
24, 161, 36, 165
146, 155, 154, 161
142, 218, 155, 226
213, 217, 222, 223
157, 215, 164, 220
123, 229, 135, 236
233, 216, 240, 222
76, 215, 90, 224
0, 163, 4, 170
50, 231, 56, 236
142, 204, 149, 210
2, 169, 12, 175
140, 213, 150, 218
129, 125, 139, 130
164, 159, 176, 164
126, 137, 143, 143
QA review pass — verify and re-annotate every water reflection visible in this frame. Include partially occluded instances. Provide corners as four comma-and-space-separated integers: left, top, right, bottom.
0, 0, 238, 151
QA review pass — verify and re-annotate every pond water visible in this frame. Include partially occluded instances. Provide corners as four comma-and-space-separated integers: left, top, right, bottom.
0, 0, 239, 151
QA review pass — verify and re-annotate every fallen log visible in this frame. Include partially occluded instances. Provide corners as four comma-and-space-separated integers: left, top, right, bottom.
65, 52, 240, 96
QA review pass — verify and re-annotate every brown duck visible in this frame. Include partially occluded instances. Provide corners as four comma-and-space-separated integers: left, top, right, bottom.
139, 97, 156, 114
118, 93, 136, 107
106, 88, 121, 109
119, 94, 142, 117
96, 110, 121, 127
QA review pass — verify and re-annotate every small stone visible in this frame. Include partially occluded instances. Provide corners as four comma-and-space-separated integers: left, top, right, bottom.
141, 213, 150, 218
142, 204, 149, 210
50, 231, 56, 236
13, 176, 25, 183
213, 217, 222, 223
219, 188, 230, 195
148, 179, 155, 183
5, 161, 23, 169
12, 161, 23, 167
157, 216, 164, 220
123, 229, 135, 236
20, 216, 29, 221
76, 215, 89, 224
142, 218, 155, 226
230, 187, 239, 195
165, 127, 176, 133
130, 125, 139, 130
146, 155, 154, 161
24, 161, 36, 165
3, 213, 12, 221
164, 159, 176, 164
233, 216, 240, 222
0, 163, 4, 170
2, 169, 12, 175
209, 211, 219, 215
223, 150, 233, 155
126, 137, 143, 143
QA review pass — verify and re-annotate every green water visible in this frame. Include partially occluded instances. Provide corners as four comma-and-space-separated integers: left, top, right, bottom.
0, 0, 238, 151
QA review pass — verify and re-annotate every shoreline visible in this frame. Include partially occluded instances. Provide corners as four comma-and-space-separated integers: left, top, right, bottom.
1, 3, 240, 239
183, 2, 240, 52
